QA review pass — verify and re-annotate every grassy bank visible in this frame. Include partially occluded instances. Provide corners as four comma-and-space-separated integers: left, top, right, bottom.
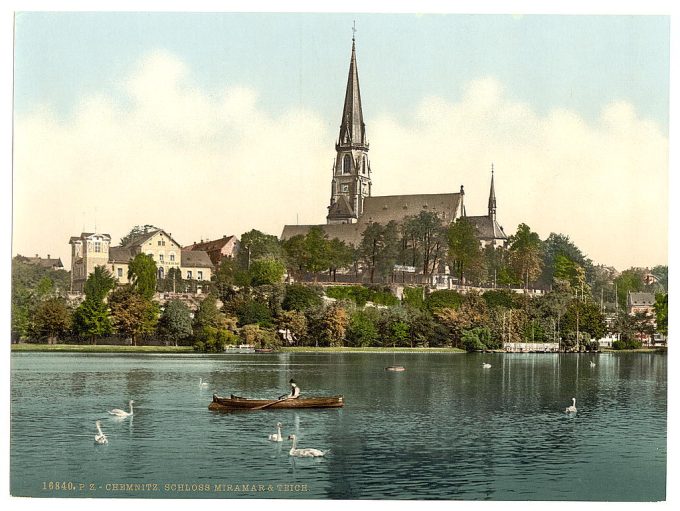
10, 343, 194, 353
279, 346, 466, 353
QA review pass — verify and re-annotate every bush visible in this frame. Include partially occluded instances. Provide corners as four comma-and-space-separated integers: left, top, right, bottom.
482, 290, 519, 309
612, 338, 642, 350
461, 327, 493, 352
234, 300, 273, 327
424, 290, 464, 312
346, 310, 379, 347
402, 287, 424, 309
282, 284, 323, 311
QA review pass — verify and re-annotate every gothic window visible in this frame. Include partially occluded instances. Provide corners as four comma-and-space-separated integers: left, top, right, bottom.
343, 154, 351, 173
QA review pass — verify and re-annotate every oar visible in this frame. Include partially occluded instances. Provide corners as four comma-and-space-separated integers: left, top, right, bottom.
251, 397, 290, 410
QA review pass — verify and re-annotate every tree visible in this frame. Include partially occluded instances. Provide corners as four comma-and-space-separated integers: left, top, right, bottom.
33, 298, 72, 344
561, 299, 606, 343
424, 289, 465, 313
239, 229, 282, 268
109, 286, 159, 345
654, 293, 668, 337
508, 223, 543, 290
128, 253, 157, 300
282, 284, 323, 311
193, 294, 227, 331
358, 221, 401, 283
434, 293, 489, 347
327, 238, 354, 281
403, 212, 447, 279
301, 226, 331, 280
249, 257, 286, 286
119, 224, 160, 246
84, 266, 116, 302
72, 299, 112, 344
540, 233, 593, 288
650, 265, 668, 292
346, 310, 379, 347
447, 217, 484, 284
277, 310, 308, 346
158, 299, 193, 346
307, 303, 348, 347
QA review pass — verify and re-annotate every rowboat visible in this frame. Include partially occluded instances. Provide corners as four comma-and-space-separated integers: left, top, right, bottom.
208, 394, 344, 411
385, 365, 406, 372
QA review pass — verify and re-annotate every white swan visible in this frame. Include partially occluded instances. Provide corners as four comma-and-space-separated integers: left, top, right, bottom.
482, 363, 492, 369
268, 422, 283, 442
565, 397, 577, 414
94, 420, 108, 445
288, 434, 326, 457
199, 378, 209, 387
108, 400, 134, 418
590, 361, 596, 368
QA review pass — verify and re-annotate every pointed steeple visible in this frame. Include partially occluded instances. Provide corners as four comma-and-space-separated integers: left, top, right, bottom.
488, 164, 497, 220
338, 35, 367, 148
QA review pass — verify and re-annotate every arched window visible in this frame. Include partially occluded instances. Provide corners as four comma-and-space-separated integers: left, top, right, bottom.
362, 158, 366, 174
343, 154, 352, 173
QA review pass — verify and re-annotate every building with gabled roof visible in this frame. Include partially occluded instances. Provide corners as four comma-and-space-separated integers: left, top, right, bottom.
184, 235, 240, 267
69, 229, 214, 293
22, 254, 65, 271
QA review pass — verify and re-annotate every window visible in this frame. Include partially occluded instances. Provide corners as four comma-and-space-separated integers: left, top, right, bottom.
186, 270, 193, 279
94, 242, 101, 253
117, 268, 123, 278
341, 184, 349, 193
158, 240, 162, 246
343, 154, 351, 173
197, 271, 203, 281
170, 253, 175, 262
159, 254, 164, 263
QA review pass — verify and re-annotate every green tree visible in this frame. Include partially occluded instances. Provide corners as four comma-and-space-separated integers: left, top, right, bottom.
358, 221, 400, 283
109, 285, 159, 345
346, 310, 379, 347
84, 265, 116, 302
302, 226, 331, 279
249, 257, 286, 286
128, 253, 158, 300
403, 211, 447, 279
239, 229, 282, 268
654, 293, 668, 337
650, 265, 668, 292
447, 217, 484, 284
33, 298, 72, 344
327, 238, 354, 282
72, 299, 112, 344
282, 284, 323, 311
277, 310, 308, 346
508, 223, 543, 290
158, 299, 193, 346
540, 233, 593, 288
561, 299, 606, 344
424, 289, 465, 313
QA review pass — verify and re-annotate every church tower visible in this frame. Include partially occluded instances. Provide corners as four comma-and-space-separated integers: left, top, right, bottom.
488, 164, 497, 220
327, 33, 372, 224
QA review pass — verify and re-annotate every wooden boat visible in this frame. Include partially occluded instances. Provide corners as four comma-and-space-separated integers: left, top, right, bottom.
385, 365, 406, 372
254, 348, 275, 353
208, 394, 344, 411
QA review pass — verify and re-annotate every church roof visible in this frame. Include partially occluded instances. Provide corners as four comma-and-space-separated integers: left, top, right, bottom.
338, 38, 367, 148
328, 195, 355, 219
465, 215, 508, 241
281, 223, 365, 247
361, 193, 462, 225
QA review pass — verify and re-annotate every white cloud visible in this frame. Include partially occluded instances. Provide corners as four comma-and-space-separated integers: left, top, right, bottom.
13, 59, 667, 271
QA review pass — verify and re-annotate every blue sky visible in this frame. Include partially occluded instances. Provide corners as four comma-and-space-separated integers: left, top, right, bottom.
11, 12, 671, 269
14, 13, 669, 130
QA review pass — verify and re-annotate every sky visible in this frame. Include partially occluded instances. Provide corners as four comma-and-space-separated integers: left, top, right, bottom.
11, 11, 671, 271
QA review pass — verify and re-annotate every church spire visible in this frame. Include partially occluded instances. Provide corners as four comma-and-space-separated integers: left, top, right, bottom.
488, 163, 497, 220
338, 27, 367, 148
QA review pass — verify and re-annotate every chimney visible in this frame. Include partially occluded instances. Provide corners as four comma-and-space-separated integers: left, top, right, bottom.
47, 254, 51, 259
35, 253, 39, 258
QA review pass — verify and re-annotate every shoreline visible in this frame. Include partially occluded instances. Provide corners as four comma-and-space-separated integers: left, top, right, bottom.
9, 343, 665, 354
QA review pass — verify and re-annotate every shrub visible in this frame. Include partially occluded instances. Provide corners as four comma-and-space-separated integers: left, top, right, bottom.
424, 290, 464, 312
282, 284, 323, 311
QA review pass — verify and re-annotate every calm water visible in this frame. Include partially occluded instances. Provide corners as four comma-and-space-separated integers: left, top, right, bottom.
10, 351, 666, 501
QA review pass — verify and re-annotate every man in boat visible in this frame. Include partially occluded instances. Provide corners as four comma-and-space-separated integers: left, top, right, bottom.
279, 379, 300, 400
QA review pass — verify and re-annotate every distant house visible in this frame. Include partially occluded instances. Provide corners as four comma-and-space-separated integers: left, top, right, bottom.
627, 292, 655, 316
184, 235, 240, 268
69, 229, 214, 293
22, 254, 65, 271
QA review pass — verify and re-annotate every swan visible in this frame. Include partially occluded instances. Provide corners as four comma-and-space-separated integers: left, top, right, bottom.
94, 420, 108, 445
288, 434, 326, 457
199, 378, 209, 387
108, 400, 134, 418
482, 363, 492, 369
565, 397, 577, 414
590, 361, 596, 368
268, 422, 283, 442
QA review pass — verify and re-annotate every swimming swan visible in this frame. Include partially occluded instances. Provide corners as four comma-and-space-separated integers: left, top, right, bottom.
288, 434, 326, 457
482, 363, 492, 369
268, 422, 283, 442
565, 397, 577, 414
94, 420, 108, 445
590, 361, 596, 367
108, 400, 134, 418
199, 378, 209, 387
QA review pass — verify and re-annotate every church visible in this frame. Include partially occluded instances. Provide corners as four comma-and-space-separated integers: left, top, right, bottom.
281, 36, 507, 250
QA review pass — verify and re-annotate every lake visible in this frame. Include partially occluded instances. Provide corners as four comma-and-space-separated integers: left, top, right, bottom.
10, 351, 666, 501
